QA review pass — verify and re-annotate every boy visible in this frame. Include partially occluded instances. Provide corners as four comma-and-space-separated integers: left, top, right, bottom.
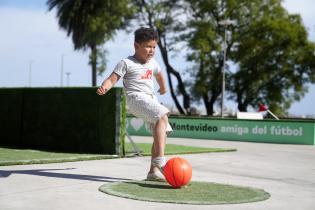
96, 27, 172, 181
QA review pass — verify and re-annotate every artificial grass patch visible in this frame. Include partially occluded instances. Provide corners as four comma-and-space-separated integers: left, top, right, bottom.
99, 180, 270, 205
0, 143, 236, 166
0, 147, 118, 166
125, 143, 236, 156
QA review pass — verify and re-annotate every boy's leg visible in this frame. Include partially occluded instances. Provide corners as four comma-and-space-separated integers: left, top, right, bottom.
125, 92, 170, 179
149, 114, 168, 174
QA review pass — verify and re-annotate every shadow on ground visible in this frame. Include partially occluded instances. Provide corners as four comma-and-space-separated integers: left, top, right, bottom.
0, 168, 131, 183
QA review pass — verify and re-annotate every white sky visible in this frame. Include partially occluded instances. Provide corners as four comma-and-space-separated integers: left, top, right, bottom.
0, 0, 314, 116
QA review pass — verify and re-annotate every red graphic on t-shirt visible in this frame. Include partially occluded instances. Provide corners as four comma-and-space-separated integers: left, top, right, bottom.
140, 69, 153, 80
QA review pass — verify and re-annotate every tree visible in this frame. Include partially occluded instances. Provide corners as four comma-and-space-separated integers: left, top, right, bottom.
230, 2, 315, 114
184, 0, 246, 115
132, 0, 191, 114
185, 0, 315, 115
47, 0, 134, 86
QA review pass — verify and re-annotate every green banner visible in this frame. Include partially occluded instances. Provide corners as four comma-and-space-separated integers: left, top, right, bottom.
127, 116, 315, 145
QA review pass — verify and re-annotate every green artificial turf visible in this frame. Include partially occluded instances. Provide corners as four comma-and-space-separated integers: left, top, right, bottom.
125, 143, 236, 156
0, 143, 236, 166
99, 180, 270, 205
0, 147, 118, 166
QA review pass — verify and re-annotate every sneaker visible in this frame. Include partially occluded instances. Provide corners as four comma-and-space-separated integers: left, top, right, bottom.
151, 156, 166, 174
145, 172, 165, 182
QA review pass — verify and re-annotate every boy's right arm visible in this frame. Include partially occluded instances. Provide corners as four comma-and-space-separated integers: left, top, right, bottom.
96, 72, 121, 95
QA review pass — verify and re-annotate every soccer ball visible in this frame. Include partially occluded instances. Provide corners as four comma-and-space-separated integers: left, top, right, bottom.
163, 157, 192, 188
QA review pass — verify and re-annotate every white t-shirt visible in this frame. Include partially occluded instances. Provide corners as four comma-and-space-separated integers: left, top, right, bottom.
113, 56, 161, 95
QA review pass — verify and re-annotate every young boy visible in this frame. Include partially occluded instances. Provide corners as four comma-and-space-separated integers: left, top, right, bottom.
96, 27, 172, 181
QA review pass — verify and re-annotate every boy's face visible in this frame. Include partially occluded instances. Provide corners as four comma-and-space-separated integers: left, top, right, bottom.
134, 40, 157, 63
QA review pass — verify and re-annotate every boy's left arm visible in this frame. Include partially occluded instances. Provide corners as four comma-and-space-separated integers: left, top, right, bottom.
155, 71, 167, 95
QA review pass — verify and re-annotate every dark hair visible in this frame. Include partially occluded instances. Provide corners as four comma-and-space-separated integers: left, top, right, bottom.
134, 27, 158, 43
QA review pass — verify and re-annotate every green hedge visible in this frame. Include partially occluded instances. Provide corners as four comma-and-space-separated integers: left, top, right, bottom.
0, 87, 126, 155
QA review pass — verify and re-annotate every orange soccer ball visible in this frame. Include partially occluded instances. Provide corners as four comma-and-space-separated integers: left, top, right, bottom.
163, 157, 192, 188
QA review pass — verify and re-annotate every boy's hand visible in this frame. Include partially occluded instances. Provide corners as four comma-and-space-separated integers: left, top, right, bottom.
96, 86, 108, 95
96, 72, 120, 96
155, 72, 167, 95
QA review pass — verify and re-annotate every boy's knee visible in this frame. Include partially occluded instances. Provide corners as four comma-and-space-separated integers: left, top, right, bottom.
155, 114, 168, 129
160, 114, 168, 123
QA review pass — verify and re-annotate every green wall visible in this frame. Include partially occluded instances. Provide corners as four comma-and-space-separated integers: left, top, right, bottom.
0, 87, 126, 155
127, 116, 315, 145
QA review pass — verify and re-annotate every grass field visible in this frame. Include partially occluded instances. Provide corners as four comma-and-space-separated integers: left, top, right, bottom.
0, 143, 236, 166
125, 143, 236, 156
0, 147, 117, 166
99, 180, 270, 204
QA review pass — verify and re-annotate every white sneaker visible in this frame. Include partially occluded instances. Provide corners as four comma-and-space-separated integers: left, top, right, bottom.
146, 172, 165, 182
151, 157, 166, 174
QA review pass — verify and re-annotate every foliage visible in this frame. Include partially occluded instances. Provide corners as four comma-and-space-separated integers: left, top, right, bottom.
183, 0, 253, 115
47, 0, 315, 115
184, 0, 315, 115
232, 4, 315, 114
47, 0, 135, 85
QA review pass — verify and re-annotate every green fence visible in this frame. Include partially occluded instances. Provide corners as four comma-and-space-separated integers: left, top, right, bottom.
0, 87, 126, 155
127, 116, 315, 145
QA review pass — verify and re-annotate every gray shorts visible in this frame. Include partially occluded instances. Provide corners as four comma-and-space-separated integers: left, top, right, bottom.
126, 92, 173, 134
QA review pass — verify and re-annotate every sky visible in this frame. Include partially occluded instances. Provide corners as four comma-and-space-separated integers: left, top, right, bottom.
0, 0, 314, 117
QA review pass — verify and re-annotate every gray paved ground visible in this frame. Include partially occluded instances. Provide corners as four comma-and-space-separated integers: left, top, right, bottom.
1, 136, 315, 210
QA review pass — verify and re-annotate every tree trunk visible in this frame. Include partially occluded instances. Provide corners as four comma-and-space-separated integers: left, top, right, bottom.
203, 66, 224, 116
157, 36, 190, 115
165, 65, 185, 114
202, 94, 212, 115
90, 44, 97, 86
203, 90, 220, 116
238, 102, 248, 112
